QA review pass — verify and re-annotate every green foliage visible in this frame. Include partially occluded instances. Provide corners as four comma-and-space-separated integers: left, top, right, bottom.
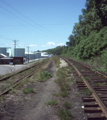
57, 109, 73, 120
101, 48, 107, 68
61, 48, 68, 55
45, 100, 57, 106
61, 91, 69, 97
52, 92, 61, 96
61, 0, 107, 64
81, 89, 92, 95
66, 34, 75, 47
23, 88, 35, 94
95, 82, 105, 85
63, 101, 71, 109
42, 46, 66, 55
38, 71, 52, 82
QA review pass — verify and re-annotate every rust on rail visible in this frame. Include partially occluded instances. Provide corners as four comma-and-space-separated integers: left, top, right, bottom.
63, 57, 107, 118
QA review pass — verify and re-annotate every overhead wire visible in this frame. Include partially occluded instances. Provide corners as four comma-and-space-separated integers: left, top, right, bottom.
0, 0, 66, 37
0, 0, 56, 35
0, 35, 13, 40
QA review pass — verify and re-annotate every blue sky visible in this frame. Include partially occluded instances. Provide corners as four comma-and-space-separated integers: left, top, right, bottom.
0, 0, 86, 52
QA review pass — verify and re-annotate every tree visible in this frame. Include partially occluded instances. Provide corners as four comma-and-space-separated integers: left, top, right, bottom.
66, 34, 75, 47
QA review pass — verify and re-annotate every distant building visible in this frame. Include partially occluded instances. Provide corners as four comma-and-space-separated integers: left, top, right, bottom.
41, 52, 49, 58
9, 48, 25, 57
0, 53, 7, 58
0, 47, 7, 55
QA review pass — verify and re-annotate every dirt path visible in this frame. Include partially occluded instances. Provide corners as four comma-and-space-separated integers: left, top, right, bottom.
0, 61, 60, 120
17, 61, 59, 120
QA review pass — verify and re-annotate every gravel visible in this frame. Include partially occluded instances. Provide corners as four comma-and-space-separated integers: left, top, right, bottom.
0, 65, 28, 75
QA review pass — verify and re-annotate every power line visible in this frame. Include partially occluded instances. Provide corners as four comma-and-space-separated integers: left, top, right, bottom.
0, 0, 65, 37
0, 35, 13, 40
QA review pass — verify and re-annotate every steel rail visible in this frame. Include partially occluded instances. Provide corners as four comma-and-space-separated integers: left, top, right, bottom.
64, 58, 107, 118
0, 61, 43, 81
68, 57, 107, 78
0, 71, 34, 97
0, 60, 45, 97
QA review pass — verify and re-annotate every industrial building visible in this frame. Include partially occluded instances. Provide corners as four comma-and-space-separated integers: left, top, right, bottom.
9, 48, 25, 57
25, 52, 42, 60
0, 47, 7, 56
25, 52, 36, 60
41, 52, 49, 58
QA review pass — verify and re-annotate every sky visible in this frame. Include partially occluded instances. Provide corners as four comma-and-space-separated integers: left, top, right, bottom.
0, 0, 86, 52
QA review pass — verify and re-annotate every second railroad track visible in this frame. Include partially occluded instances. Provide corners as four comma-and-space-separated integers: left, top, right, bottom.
61, 56, 107, 120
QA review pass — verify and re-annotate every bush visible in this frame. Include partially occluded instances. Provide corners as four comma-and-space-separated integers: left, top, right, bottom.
23, 88, 35, 94
39, 71, 52, 81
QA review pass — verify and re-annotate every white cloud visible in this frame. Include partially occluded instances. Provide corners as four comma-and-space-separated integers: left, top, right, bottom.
47, 42, 55, 46
29, 44, 37, 47
57, 43, 65, 46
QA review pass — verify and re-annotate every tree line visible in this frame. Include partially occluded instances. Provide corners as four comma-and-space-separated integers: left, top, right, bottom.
43, 0, 107, 68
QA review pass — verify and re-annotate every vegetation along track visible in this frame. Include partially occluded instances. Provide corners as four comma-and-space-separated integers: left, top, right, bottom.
61, 56, 107, 120
0, 60, 44, 97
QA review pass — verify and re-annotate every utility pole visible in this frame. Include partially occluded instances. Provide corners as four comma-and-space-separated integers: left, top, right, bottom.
13, 40, 18, 65
13, 40, 18, 57
27, 46, 29, 63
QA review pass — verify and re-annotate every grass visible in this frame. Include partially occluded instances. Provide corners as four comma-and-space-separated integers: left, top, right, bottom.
9, 88, 16, 94
52, 62, 73, 119
76, 92, 81, 96
61, 83, 70, 91
67, 70, 72, 74
0, 96, 5, 103
67, 78, 73, 83
45, 100, 57, 106
61, 91, 69, 97
63, 101, 71, 109
52, 56, 61, 68
99, 74, 103, 76
81, 89, 92, 95
67, 74, 71, 77
77, 78, 83, 82
95, 82, 105, 85
85, 76, 90, 80
81, 69, 85, 72
52, 92, 61, 96
38, 71, 52, 82
23, 88, 35, 94
57, 109, 73, 120
90, 68, 97, 73
57, 58, 61, 68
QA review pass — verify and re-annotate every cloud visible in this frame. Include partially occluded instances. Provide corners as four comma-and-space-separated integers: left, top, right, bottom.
42, 42, 56, 48
29, 44, 37, 47
57, 43, 65, 46
47, 42, 55, 46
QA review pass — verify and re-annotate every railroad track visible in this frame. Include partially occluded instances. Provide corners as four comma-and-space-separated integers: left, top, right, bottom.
0, 61, 40, 81
0, 60, 44, 98
61, 57, 107, 120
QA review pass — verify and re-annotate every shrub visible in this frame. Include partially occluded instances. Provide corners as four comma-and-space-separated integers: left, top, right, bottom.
39, 71, 52, 81
23, 88, 35, 94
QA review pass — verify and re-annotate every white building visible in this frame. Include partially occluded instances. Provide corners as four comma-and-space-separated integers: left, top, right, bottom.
9, 48, 25, 57
41, 52, 49, 58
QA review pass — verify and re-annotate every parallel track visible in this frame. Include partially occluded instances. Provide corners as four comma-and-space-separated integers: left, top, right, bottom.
0, 60, 44, 97
61, 57, 107, 120
0, 62, 39, 81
